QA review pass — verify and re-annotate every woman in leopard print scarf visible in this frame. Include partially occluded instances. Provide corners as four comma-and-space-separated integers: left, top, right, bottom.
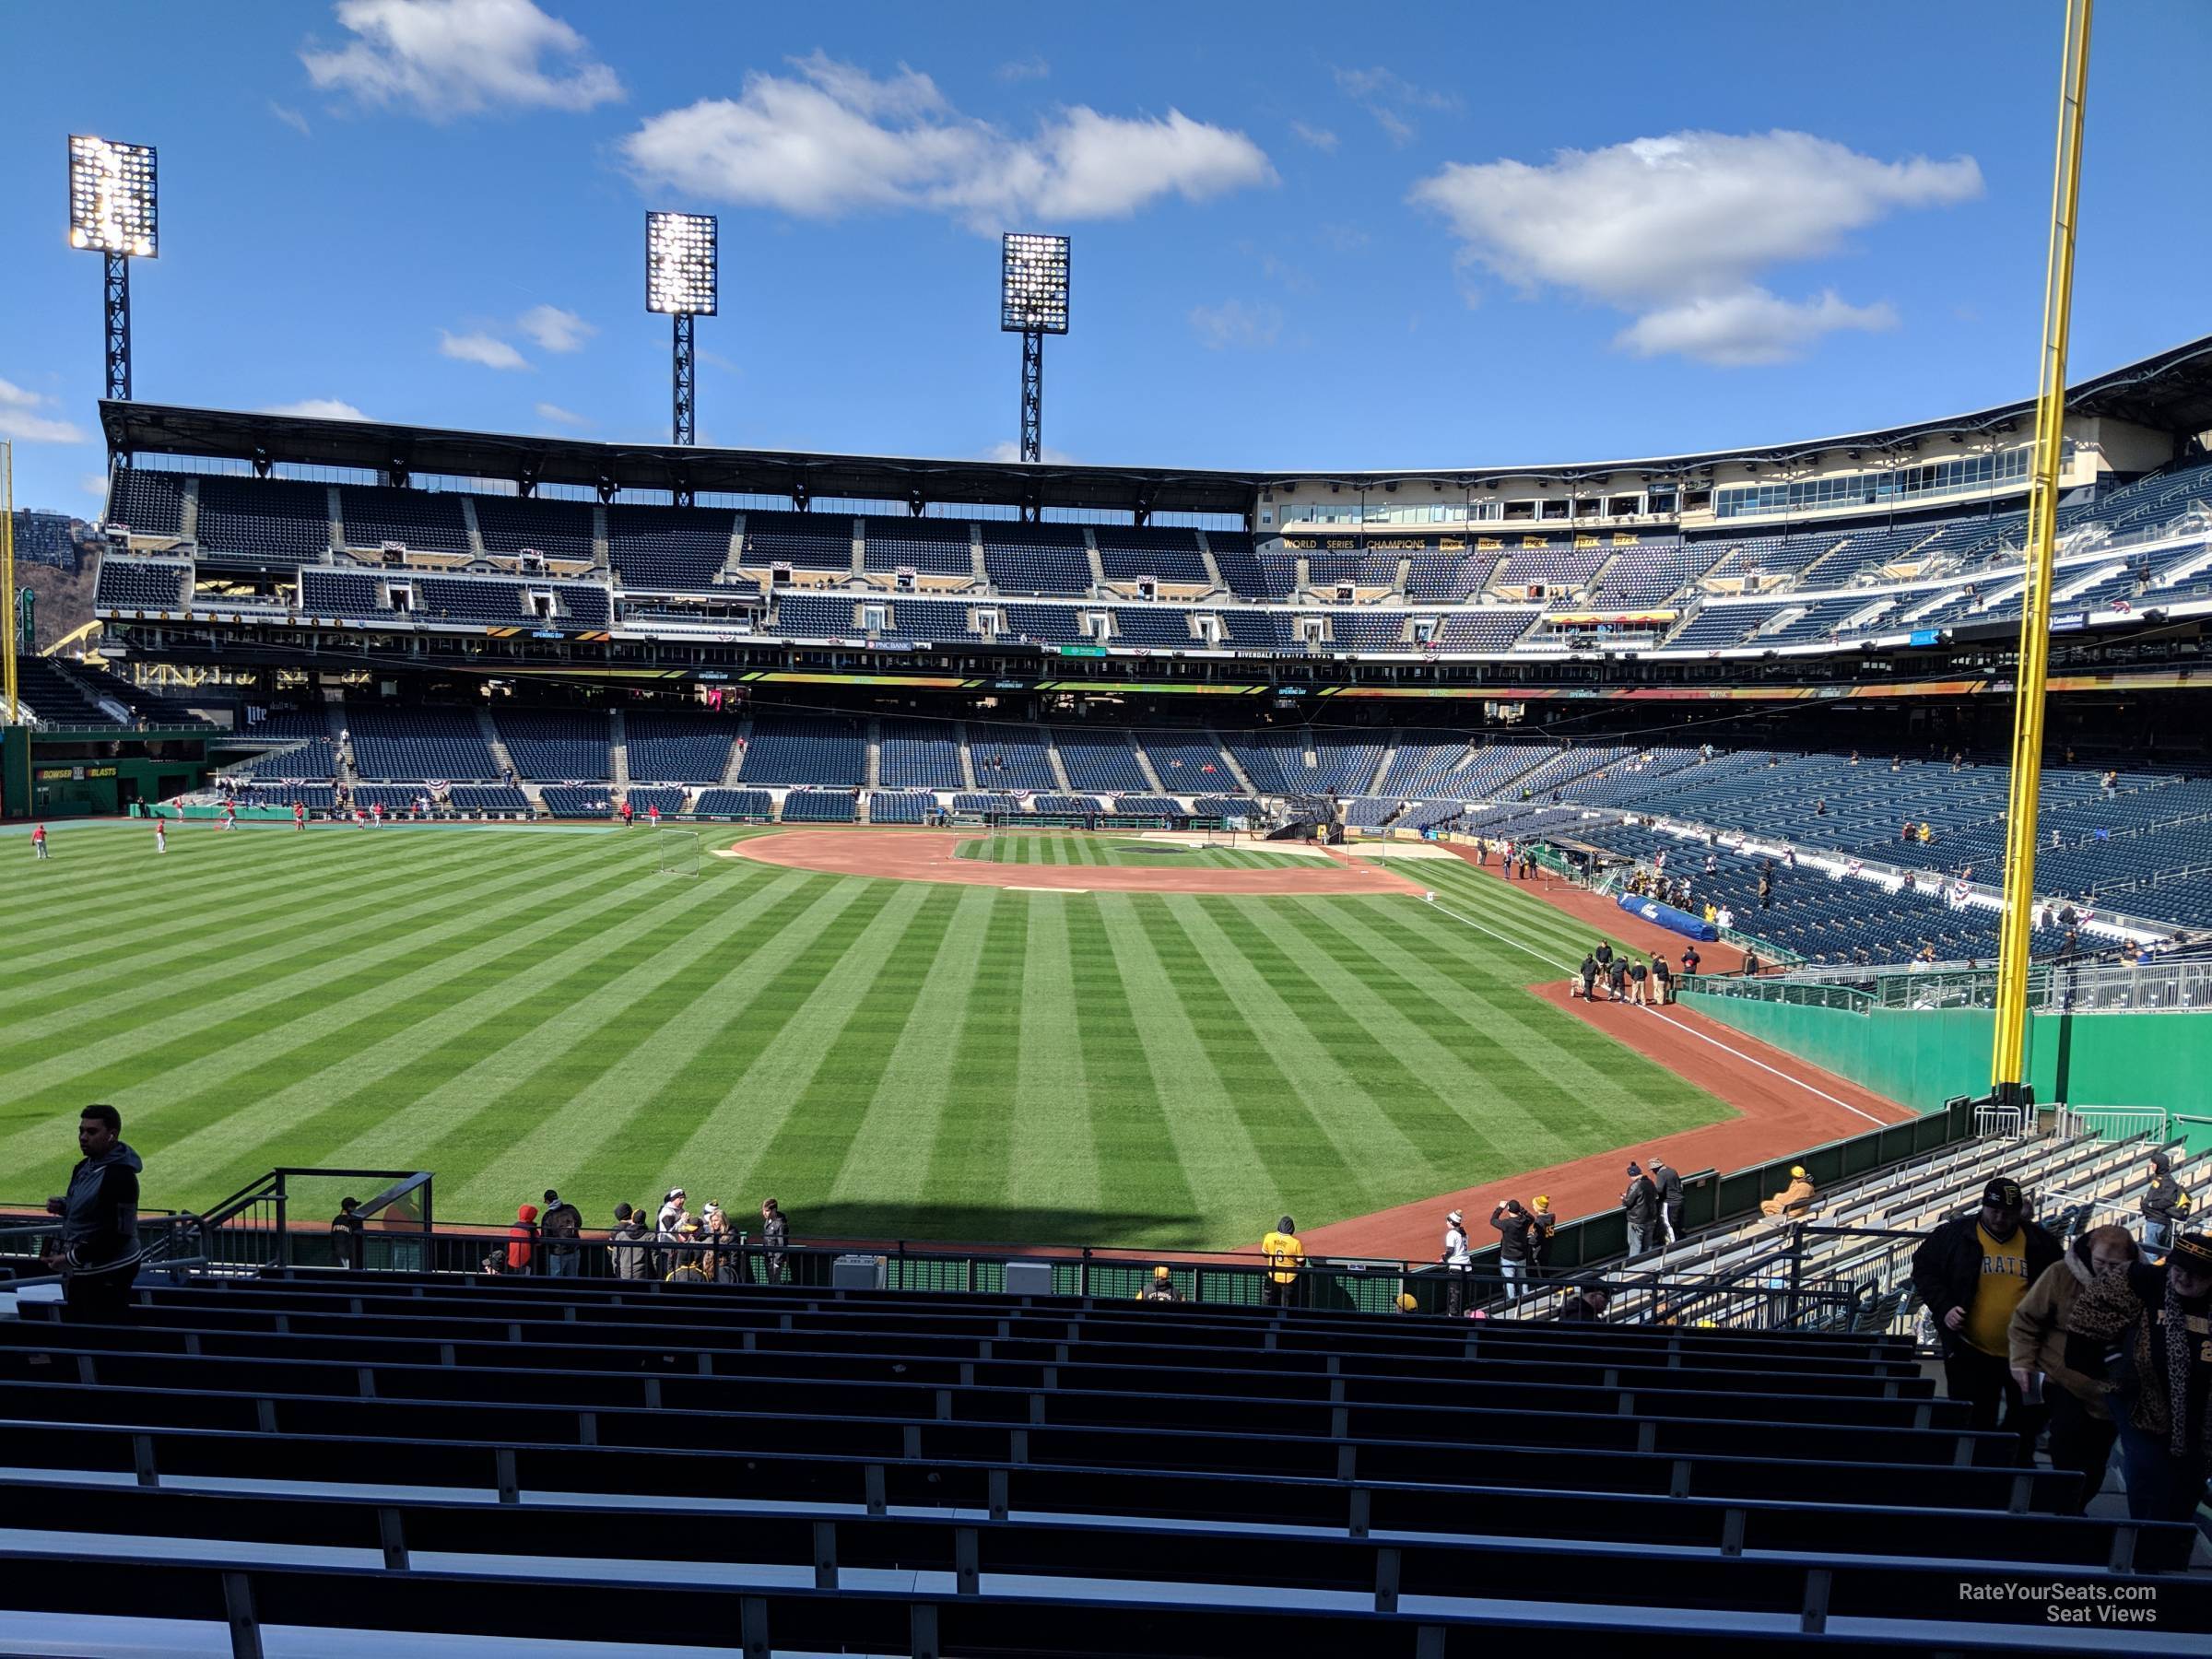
2066, 1232, 2212, 1521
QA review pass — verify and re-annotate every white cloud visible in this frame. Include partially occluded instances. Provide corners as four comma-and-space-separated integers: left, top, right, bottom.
979, 440, 1077, 465
83, 474, 112, 499
438, 329, 529, 370
270, 101, 312, 135
264, 397, 371, 419
0, 377, 87, 444
1410, 129, 1982, 364
1188, 299, 1283, 352
534, 401, 590, 428
1618, 290, 1898, 367
301, 0, 622, 118
622, 53, 1274, 231
995, 54, 1049, 83
1289, 120, 1338, 153
1334, 66, 1455, 147
517, 304, 594, 352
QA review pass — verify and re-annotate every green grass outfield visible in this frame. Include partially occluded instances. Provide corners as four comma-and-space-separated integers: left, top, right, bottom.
953, 832, 1315, 870
0, 821, 1726, 1251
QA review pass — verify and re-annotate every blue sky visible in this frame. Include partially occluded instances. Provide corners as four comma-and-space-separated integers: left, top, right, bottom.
3, 0, 2206, 513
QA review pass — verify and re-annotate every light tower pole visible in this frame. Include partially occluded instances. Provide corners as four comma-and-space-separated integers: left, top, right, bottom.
646, 211, 718, 466
68, 135, 159, 402
999, 234, 1069, 520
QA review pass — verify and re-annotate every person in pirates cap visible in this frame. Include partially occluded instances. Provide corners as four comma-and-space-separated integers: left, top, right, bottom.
1138, 1265, 1182, 1304
2141, 1154, 2192, 1255
1912, 1176, 2061, 1458
2064, 1231, 2212, 1521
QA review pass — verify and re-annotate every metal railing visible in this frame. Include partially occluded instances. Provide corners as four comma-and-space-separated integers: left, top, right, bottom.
195, 1167, 435, 1272
2054, 1104, 2175, 1143
1688, 955, 2212, 1015
0, 1212, 210, 1288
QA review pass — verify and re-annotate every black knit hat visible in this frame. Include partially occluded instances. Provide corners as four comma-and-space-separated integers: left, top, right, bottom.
2171, 1234, 2212, 1275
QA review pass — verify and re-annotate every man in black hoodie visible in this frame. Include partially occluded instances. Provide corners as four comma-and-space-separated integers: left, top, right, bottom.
1647, 1156, 1685, 1244
1911, 1176, 2062, 1454
2142, 1155, 2191, 1254
41, 1105, 144, 1324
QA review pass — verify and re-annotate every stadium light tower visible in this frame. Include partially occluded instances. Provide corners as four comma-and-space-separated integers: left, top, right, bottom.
645, 210, 717, 451
1000, 232, 1069, 517
67, 135, 159, 402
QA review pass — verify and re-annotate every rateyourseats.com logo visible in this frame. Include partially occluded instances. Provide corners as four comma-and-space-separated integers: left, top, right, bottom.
1959, 1582, 2159, 1625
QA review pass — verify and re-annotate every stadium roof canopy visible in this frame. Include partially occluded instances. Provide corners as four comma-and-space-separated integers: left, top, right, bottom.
101, 332, 2212, 518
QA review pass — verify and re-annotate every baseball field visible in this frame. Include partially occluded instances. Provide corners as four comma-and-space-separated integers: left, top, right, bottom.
3, 820, 1740, 1250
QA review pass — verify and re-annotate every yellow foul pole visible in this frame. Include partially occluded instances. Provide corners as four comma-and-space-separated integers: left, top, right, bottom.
1992, 0, 2093, 1101
2, 441, 16, 725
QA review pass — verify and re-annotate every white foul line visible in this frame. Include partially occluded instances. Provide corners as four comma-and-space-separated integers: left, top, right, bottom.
1416, 891, 1893, 1128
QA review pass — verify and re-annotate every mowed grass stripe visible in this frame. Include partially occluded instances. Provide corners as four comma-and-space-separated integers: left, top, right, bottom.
140, 856, 744, 1198
742, 885, 966, 1206
0, 837, 571, 1024
1198, 898, 1521, 1164
1124, 896, 1366, 1226
0, 838, 624, 1143
446, 872, 842, 1210
1005, 895, 1100, 1214
1063, 898, 1202, 1239
666, 880, 935, 1198
276, 865, 823, 1186
917, 892, 1028, 1217
826, 886, 999, 1218
452, 876, 894, 1214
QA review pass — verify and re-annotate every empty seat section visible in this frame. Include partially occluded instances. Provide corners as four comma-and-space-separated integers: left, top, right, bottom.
1105, 795, 1180, 817
1030, 794, 1100, 816
983, 526, 1091, 594
624, 712, 736, 782
1093, 526, 1209, 584
197, 475, 333, 560
862, 518, 973, 576
867, 790, 935, 823
230, 739, 340, 780
1225, 733, 1306, 794
608, 505, 735, 588
1384, 731, 1477, 796
339, 487, 469, 555
1140, 735, 1235, 790
781, 789, 858, 822
1206, 534, 1268, 597
493, 710, 611, 780
878, 719, 964, 788
623, 786, 686, 815
448, 785, 532, 813
1004, 603, 1087, 642
1052, 728, 1147, 793
300, 568, 385, 616
743, 714, 867, 786
1668, 604, 1783, 649
965, 728, 1057, 790
1108, 607, 1195, 645
94, 559, 187, 609
347, 706, 501, 781
473, 495, 596, 560
690, 788, 775, 818
1433, 611, 1536, 650
743, 511, 853, 571
541, 785, 615, 818
103, 468, 187, 537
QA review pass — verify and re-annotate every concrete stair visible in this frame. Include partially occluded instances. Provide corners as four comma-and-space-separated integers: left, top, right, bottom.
608, 710, 630, 792
475, 707, 520, 782
721, 719, 752, 784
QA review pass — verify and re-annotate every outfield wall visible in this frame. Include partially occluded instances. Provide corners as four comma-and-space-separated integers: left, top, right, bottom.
1678, 992, 2212, 1124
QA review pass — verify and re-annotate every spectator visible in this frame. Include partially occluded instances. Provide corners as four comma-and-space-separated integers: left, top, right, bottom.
2065, 1232, 2212, 1522
1912, 1177, 2061, 1456
1490, 1199, 1537, 1290
2009, 1225, 2138, 1514
1760, 1165, 1816, 1219
2142, 1155, 2191, 1253
1620, 1163, 1660, 1255
539, 1188, 582, 1278
759, 1197, 789, 1284
700, 1201, 737, 1283
1139, 1265, 1182, 1303
657, 1188, 688, 1235
506, 1204, 539, 1275
330, 1196, 364, 1271
43, 1105, 144, 1324
1260, 1215, 1304, 1308
608, 1203, 653, 1282
663, 1215, 707, 1281
1648, 1157, 1684, 1243
1441, 1208, 1471, 1314
1558, 1282, 1610, 1324
1576, 950, 1598, 1000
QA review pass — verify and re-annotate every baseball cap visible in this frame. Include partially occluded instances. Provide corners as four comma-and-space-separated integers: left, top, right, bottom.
1534, 1195, 1550, 1209
1789, 1165, 1807, 1178
1397, 1293, 1418, 1313
2171, 1234, 2212, 1274
1982, 1178, 2023, 1208
1446, 1210, 1463, 1225
1154, 1265, 1172, 1280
